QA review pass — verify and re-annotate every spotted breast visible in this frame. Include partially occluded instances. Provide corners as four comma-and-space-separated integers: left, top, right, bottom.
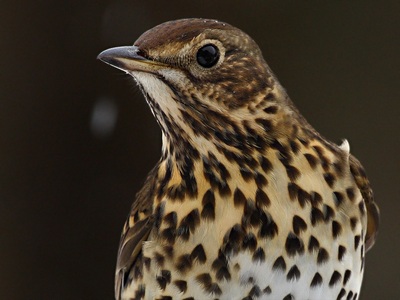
98, 18, 379, 300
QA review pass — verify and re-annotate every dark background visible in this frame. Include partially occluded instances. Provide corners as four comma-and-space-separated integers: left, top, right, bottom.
1, 1, 399, 299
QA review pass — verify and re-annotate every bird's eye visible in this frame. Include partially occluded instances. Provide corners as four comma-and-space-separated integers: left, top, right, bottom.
196, 44, 220, 68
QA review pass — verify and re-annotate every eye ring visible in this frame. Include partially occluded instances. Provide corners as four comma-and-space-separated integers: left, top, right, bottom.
196, 44, 220, 68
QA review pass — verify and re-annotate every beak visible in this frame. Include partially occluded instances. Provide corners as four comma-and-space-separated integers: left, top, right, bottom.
97, 46, 166, 74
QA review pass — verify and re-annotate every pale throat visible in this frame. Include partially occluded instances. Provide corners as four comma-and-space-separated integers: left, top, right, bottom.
133, 69, 301, 197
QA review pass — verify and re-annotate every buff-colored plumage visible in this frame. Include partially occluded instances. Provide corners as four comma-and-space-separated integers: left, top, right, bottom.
98, 18, 379, 300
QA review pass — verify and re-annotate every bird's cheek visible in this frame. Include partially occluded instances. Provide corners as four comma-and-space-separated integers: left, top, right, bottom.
158, 69, 188, 86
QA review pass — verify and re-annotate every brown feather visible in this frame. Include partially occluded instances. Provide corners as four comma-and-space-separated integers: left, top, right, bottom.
114, 165, 159, 299
349, 154, 380, 252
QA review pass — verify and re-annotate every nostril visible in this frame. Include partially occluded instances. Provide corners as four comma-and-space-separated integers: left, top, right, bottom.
135, 48, 148, 59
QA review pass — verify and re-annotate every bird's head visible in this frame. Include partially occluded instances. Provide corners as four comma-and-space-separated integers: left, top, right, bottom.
98, 18, 296, 157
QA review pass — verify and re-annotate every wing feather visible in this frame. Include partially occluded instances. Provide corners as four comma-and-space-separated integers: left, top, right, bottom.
114, 165, 159, 300
349, 154, 380, 252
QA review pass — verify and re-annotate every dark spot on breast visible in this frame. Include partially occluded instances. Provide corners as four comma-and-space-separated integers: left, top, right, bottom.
176, 254, 192, 273
350, 217, 358, 231
290, 140, 300, 154
143, 256, 151, 271
156, 270, 171, 290
222, 225, 245, 256
166, 184, 186, 201
218, 181, 232, 197
177, 209, 200, 240
264, 286, 272, 294
259, 156, 272, 173
332, 221, 343, 238
201, 189, 215, 220
333, 161, 344, 176
255, 188, 270, 208
271, 139, 291, 161
174, 280, 187, 293
324, 172, 336, 188
258, 213, 278, 239
202, 158, 219, 189
134, 285, 146, 299
244, 155, 258, 169
317, 248, 330, 264
343, 270, 352, 285
329, 271, 342, 287
263, 105, 278, 114
288, 183, 311, 207
354, 235, 361, 250
242, 200, 257, 228
311, 272, 323, 288
312, 145, 324, 156
191, 244, 206, 264
163, 245, 174, 258
252, 247, 266, 263
248, 285, 261, 298
264, 92, 275, 102
283, 294, 294, 300
242, 232, 257, 251
217, 162, 231, 180
320, 155, 331, 172
308, 235, 320, 252
288, 182, 299, 200
216, 265, 231, 281
154, 252, 165, 267
234, 188, 247, 207
346, 188, 355, 201
310, 191, 323, 206
181, 156, 198, 198
347, 291, 354, 300
304, 153, 318, 169
157, 160, 172, 199
323, 205, 335, 222
255, 172, 268, 188
337, 288, 346, 299
298, 137, 309, 147
333, 191, 344, 206
163, 212, 177, 228
272, 256, 286, 271
338, 245, 346, 261
196, 273, 222, 296
311, 207, 324, 226
212, 251, 229, 276
224, 224, 245, 244
297, 188, 311, 208
160, 227, 176, 244
286, 265, 300, 281
293, 215, 307, 235
255, 118, 272, 131
285, 233, 304, 257
285, 164, 301, 181
240, 167, 253, 181
154, 202, 166, 229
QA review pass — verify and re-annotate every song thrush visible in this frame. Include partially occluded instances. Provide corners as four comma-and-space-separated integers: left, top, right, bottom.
98, 18, 379, 300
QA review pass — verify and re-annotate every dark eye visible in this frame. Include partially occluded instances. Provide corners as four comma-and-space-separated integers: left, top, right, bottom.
196, 44, 220, 68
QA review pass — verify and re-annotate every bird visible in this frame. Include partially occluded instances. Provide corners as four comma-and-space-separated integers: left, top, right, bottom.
98, 18, 380, 300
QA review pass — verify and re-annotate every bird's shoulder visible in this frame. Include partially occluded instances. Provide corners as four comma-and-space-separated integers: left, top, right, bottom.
298, 130, 379, 252
314, 135, 380, 252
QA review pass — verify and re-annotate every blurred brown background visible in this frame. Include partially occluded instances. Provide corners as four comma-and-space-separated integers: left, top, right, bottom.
1, 1, 399, 299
